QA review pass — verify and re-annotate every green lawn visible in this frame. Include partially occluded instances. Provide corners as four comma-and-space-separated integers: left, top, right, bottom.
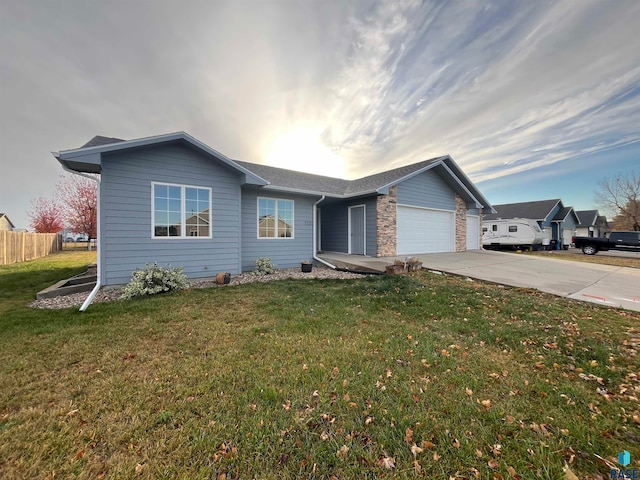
1, 252, 639, 479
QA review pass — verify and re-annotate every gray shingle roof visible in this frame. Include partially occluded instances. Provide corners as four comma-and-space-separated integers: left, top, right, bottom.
575, 210, 598, 227
80, 135, 126, 149
235, 156, 445, 196
553, 206, 573, 221
484, 199, 561, 221
234, 161, 351, 195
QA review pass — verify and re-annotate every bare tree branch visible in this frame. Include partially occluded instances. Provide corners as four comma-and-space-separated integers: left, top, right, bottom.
595, 171, 640, 230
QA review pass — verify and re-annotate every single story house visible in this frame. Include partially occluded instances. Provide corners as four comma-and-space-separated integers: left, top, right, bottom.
483, 199, 579, 249
575, 210, 609, 238
54, 132, 493, 287
0, 213, 15, 231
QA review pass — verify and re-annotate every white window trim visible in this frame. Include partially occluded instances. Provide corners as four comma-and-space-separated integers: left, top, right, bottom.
257, 196, 295, 240
151, 181, 212, 239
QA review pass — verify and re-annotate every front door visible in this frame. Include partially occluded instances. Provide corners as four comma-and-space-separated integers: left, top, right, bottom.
349, 205, 365, 255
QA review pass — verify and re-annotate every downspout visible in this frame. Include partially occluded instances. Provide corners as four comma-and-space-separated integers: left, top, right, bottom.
60, 163, 101, 312
312, 195, 336, 269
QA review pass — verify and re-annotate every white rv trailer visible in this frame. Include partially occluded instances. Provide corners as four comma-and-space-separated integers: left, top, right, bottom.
482, 218, 544, 250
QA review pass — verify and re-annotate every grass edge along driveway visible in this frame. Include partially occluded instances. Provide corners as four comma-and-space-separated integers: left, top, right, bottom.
1, 251, 639, 479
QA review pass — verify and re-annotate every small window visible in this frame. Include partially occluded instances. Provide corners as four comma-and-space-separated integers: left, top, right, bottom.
492, 224, 498, 232
258, 198, 294, 238
508, 225, 517, 232
153, 182, 211, 238
482, 227, 488, 233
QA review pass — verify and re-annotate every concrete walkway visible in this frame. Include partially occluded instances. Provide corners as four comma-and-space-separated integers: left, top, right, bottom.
318, 250, 640, 312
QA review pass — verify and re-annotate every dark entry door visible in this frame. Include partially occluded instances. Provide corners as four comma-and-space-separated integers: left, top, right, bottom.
349, 205, 365, 255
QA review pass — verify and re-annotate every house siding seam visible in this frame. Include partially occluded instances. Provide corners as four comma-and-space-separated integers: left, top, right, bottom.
455, 194, 467, 252
376, 186, 397, 257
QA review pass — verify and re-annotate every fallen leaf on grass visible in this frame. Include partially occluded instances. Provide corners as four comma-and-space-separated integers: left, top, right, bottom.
563, 464, 579, 480
507, 465, 521, 479
410, 444, 423, 457
475, 449, 483, 458
380, 456, 395, 469
433, 452, 441, 461
413, 459, 422, 473
282, 400, 291, 411
466, 388, 473, 396
404, 428, 413, 443
135, 463, 146, 474
488, 459, 500, 469
336, 445, 349, 460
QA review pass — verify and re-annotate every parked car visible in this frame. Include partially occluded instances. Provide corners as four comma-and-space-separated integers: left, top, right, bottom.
64, 234, 89, 242
572, 231, 640, 255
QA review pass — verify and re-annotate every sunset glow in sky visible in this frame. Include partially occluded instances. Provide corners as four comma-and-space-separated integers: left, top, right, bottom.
1, 0, 639, 228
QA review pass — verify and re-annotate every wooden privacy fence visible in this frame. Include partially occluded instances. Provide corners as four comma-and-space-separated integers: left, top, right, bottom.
0, 231, 63, 265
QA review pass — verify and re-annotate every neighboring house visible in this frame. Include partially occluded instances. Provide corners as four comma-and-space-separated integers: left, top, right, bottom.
575, 210, 610, 238
0, 213, 15, 231
483, 199, 579, 249
54, 132, 493, 286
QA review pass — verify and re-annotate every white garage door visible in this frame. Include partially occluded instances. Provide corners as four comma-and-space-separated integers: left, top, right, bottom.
466, 215, 480, 250
397, 206, 454, 254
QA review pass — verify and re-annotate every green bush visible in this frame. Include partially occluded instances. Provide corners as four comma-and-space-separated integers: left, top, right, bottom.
252, 257, 276, 276
121, 263, 189, 299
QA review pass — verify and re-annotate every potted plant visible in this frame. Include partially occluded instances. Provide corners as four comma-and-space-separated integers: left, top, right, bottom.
301, 260, 313, 273
216, 272, 231, 284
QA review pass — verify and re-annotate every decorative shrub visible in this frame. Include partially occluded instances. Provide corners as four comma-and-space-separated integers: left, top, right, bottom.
121, 263, 189, 299
252, 257, 276, 276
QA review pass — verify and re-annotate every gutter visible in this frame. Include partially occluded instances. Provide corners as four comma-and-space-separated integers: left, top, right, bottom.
312, 195, 336, 269
59, 160, 101, 312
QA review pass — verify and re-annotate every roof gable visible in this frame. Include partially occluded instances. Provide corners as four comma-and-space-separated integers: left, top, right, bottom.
0, 213, 15, 229
575, 210, 598, 227
55, 132, 268, 186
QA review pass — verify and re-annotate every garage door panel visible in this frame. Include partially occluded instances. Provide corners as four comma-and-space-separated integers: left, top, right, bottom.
397, 206, 454, 254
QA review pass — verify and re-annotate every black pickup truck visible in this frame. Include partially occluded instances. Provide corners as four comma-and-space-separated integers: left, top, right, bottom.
572, 231, 640, 255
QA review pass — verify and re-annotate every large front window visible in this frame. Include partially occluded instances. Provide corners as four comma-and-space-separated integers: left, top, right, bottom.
258, 198, 294, 238
153, 183, 211, 238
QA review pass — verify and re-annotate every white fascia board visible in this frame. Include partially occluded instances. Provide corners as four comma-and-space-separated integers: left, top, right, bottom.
439, 159, 496, 212
439, 162, 483, 208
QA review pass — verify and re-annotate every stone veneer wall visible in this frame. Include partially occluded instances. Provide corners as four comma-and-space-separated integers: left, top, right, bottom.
478, 208, 484, 250
455, 194, 467, 252
376, 186, 397, 256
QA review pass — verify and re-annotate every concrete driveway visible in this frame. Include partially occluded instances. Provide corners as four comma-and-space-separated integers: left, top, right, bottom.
319, 250, 640, 312
413, 250, 640, 312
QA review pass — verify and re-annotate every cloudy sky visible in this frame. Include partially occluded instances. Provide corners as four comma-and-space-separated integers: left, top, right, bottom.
1, 0, 639, 229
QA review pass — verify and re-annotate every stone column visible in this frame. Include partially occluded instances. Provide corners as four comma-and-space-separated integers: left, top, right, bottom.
376, 186, 397, 257
455, 194, 467, 252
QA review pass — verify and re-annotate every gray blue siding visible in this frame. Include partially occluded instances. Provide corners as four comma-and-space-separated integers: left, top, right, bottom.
396, 169, 456, 211
320, 197, 377, 256
241, 188, 317, 271
100, 143, 243, 285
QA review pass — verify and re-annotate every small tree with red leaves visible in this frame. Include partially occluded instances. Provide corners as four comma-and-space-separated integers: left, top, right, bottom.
57, 175, 98, 239
28, 197, 65, 233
